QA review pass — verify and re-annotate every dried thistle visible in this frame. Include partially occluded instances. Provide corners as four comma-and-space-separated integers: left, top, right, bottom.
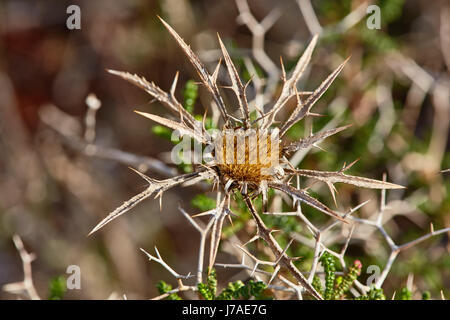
89, 17, 404, 299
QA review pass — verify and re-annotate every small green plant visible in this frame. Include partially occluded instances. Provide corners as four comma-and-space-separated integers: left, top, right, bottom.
314, 252, 362, 300
48, 276, 66, 300
182, 80, 198, 115
156, 280, 182, 300
191, 194, 216, 212
422, 291, 431, 300
396, 287, 412, 300
197, 268, 218, 300
217, 280, 269, 300
355, 286, 387, 300
197, 269, 270, 300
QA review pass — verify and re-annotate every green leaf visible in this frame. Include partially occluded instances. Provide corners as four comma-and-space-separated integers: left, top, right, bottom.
48, 276, 66, 300
198, 268, 218, 300
156, 280, 182, 300
216, 280, 269, 300
183, 80, 198, 114
320, 252, 337, 300
191, 194, 216, 211
312, 275, 324, 296
334, 260, 362, 299
396, 287, 412, 300
422, 291, 431, 300
152, 125, 173, 140
355, 286, 386, 300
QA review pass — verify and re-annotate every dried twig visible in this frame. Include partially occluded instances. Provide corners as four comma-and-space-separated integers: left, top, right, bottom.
39, 104, 177, 176
3, 235, 41, 300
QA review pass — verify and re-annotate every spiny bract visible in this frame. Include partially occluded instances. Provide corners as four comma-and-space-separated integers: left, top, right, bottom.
89, 17, 404, 299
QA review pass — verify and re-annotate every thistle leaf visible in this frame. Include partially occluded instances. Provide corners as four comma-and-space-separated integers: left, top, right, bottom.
134, 110, 207, 143
264, 34, 318, 128
269, 182, 348, 223
289, 169, 405, 190
88, 171, 201, 235
209, 199, 227, 271
280, 57, 350, 137
283, 124, 352, 154
217, 34, 250, 127
107, 69, 196, 128
158, 17, 232, 125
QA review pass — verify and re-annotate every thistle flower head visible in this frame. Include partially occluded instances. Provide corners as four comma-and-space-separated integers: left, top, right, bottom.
89, 17, 404, 299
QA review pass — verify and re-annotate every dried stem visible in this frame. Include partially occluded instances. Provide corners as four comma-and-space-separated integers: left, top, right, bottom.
3, 235, 41, 300
243, 196, 323, 300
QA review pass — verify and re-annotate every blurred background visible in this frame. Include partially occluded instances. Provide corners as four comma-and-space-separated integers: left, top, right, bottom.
0, 0, 449, 299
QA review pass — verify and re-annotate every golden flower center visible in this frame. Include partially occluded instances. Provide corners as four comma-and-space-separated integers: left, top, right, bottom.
215, 129, 280, 184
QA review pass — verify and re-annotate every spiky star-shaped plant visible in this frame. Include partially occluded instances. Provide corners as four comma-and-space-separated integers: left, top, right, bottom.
89, 17, 404, 299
